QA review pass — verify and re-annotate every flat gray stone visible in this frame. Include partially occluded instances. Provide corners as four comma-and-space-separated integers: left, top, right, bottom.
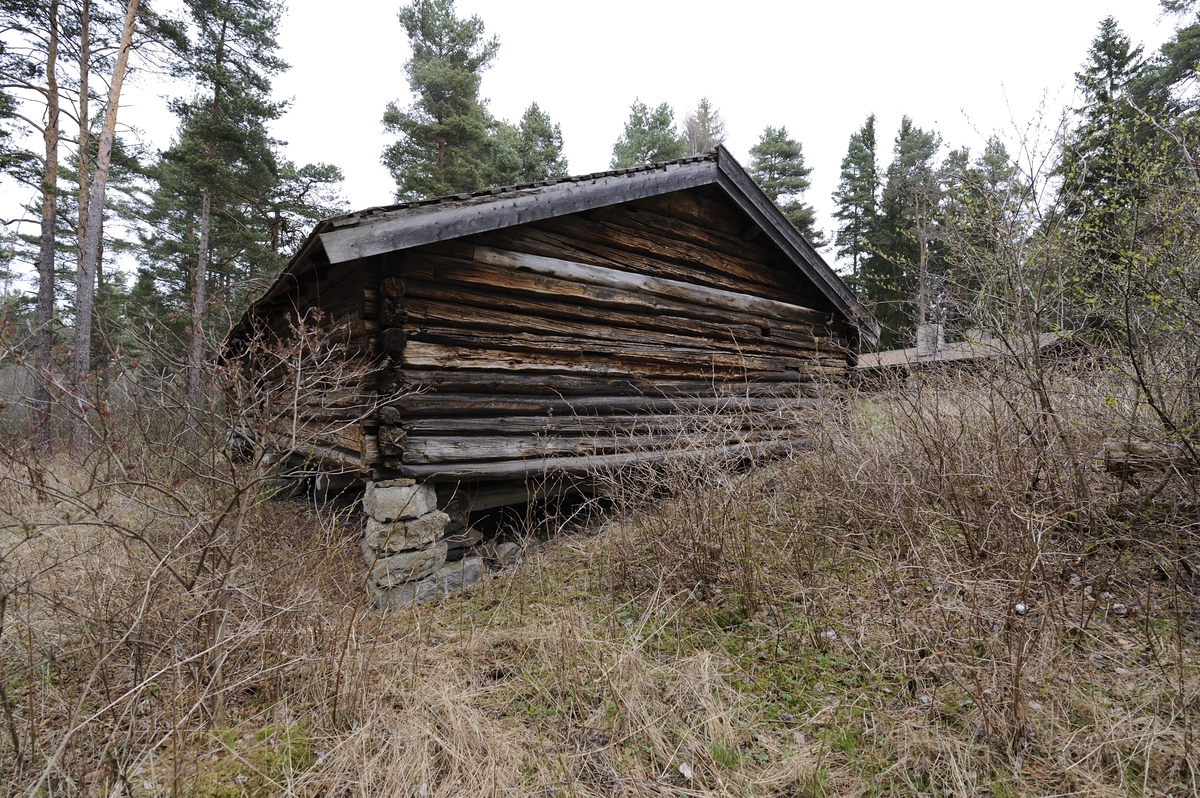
364, 511, 449, 554
373, 556, 485, 608
367, 541, 448, 587
374, 478, 416, 488
363, 481, 436, 522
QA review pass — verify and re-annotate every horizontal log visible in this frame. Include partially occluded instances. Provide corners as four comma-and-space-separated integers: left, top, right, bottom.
382, 394, 821, 419
401, 251, 848, 346
403, 430, 800, 464
399, 273, 828, 351
601, 204, 780, 269
388, 370, 823, 397
469, 244, 825, 327
400, 409, 812, 436
1102, 438, 1198, 481
477, 224, 797, 305
400, 298, 823, 360
547, 211, 779, 290
279, 442, 366, 472
399, 340, 844, 379
287, 419, 366, 458
396, 438, 807, 479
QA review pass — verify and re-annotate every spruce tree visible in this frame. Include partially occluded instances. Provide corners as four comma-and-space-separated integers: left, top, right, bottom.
1059, 18, 1145, 243
748, 126, 824, 245
831, 114, 879, 277
610, 100, 685, 167
484, 102, 568, 187
516, 102, 567, 180
382, 0, 498, 200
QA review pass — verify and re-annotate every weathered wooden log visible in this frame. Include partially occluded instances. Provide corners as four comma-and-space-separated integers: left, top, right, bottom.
403, 426, 794, 465
389, 369, 825, 397
399, 409, 810, 436
396, 438, 808, 479
477, 223, 794, 304
399, 340, 844, 380
468, 244, 830, 327
400, 298, 825, 359
629, 190, 746, 237
382, 393, 819, 419
1102, 438, 1198, 481
400, 251, 846, 344
399, 271, 837, 350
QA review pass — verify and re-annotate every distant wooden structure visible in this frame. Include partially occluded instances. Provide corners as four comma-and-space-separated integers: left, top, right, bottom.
857, 325, 1065, 373
226, 147, 878, 492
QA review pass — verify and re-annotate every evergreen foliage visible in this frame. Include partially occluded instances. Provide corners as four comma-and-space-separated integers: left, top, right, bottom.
486, 102, 568, 186
610, 100, 685, 168
1058, 15, 1147, 263
747, 125, 824, 246
515, 102, 568, 181
857, 116, 942, 348
831, 114, 878, 276
138, 0, 344, 338
381, 0, 498, 200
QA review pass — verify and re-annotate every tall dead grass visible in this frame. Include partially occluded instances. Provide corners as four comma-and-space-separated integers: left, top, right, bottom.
1, 357, 1197, 796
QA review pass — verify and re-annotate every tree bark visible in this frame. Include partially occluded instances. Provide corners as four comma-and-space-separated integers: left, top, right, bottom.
71, 0, 140, 452
33, 0, 60, 451
187, 17, 227, 416
188, 186, 211, 412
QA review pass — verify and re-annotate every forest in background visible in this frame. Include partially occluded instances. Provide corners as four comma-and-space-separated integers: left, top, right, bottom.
4, 0, 1198, 396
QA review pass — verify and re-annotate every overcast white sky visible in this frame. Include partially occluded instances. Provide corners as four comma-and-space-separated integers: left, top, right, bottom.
1, 0, 1181, 279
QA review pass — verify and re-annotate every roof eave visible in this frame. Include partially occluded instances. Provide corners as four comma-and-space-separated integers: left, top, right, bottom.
317, 159, 719, 264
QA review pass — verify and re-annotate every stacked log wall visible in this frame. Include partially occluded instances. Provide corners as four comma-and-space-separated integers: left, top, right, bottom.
376, 189, 853, 479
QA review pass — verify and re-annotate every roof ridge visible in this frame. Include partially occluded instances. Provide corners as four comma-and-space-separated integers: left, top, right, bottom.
329, 151, 721, 225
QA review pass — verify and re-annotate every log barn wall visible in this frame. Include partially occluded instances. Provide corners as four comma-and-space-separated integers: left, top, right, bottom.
227, 149, 879, 483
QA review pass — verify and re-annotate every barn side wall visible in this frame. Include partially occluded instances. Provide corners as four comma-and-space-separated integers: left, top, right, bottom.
375, 188, 854, 480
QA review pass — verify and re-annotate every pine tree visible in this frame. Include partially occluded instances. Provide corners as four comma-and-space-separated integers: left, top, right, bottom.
831, 114, 878, 277
748, 126, 824, 245
382, 0, 497, 200
0, 0, 63, 448
610, 100, 685, 167
172, 0, 286, 409
682, 97, 726, 155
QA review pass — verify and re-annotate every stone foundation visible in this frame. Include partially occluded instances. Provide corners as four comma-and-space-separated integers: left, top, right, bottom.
362, 479, 487, 607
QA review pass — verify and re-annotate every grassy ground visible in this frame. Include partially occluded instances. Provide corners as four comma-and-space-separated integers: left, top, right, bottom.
2, 379, 1198, 796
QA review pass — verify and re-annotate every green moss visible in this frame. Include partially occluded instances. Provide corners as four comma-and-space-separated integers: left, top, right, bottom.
194, 723, 314, 798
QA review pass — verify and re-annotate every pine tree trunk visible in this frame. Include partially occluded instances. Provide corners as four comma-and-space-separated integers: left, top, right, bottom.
76, 0, 90, 276
187, 17, 227, 420
33, 0, 60, 451
70, 0, 140, 453
188, 186, 211, 414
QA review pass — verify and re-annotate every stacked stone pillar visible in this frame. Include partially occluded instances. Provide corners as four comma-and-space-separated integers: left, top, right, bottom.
361, 479, 484, 607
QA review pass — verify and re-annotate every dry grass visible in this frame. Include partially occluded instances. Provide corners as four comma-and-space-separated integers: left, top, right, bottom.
2, 367, 1198, 797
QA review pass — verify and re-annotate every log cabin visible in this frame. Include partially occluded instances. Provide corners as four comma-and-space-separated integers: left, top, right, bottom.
226, 147, 879, 600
